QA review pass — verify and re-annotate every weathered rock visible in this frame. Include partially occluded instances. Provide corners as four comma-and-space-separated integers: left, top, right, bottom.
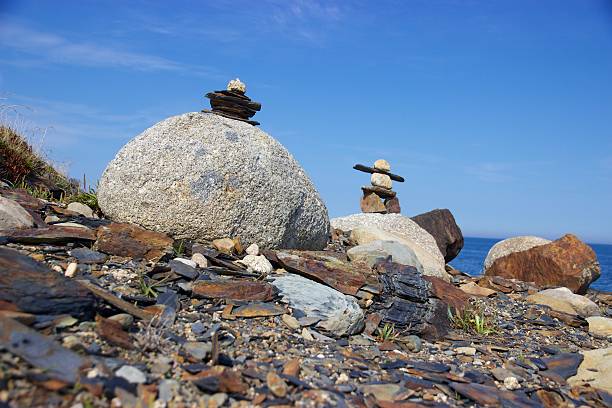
2, 226, 96, 244
192, 280, 276, 301
94, 222, 173, 262
274, 250, 368, 295
360, 192, 386, 213
384, 197, 401, 214
423, 275, 469, 312
97, 112, 330, 250
230, 302, 286, 318
66, 202, 94, 218
0, 247, 95, 318
212, 238, 236, 254
237, 254, 273, 274
0, 316, 86, 385
348, 225, 448, 281
568, 348, 612, 392
347, 240, 423, 272
95, 315, 134, 349
371, 173, 392, 189
371, 260, 451, 340
271, 273, 364, 337
0, 196, 34, 231
332, 213, 445, 265
541, 353, 584, 383
484, 236, 551, 270
527, 287, 600, 317
116, 365, 147, 384
411, 209, 463, 262
485, 234, 600, 294
586, 316, 612, 337
459, 281, 496, 297
373, 159, 391, 172
69, 248, 108, 264
191, 253, 208, 268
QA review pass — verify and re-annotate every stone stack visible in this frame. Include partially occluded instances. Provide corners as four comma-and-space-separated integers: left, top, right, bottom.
354, 159, 404, 214
204, 78, 262, 126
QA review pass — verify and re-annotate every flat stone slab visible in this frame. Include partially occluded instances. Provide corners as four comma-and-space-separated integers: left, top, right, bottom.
361, 186, 396, 198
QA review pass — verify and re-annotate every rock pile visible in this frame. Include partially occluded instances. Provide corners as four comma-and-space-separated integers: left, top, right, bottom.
354, 160, 404, 214
204, 78, 262, 126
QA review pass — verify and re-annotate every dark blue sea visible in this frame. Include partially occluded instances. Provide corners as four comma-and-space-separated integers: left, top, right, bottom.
450, 237, 612, 292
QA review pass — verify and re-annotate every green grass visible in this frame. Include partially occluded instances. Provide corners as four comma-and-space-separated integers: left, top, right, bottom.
448, 305, 498, 335
376, 323, 399, 342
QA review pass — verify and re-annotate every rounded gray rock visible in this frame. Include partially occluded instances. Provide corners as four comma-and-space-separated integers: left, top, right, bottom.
484, 236, 551, 271
98, 112, 330, 249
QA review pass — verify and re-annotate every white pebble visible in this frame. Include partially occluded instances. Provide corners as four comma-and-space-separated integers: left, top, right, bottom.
191, 253, 208, 268
64, 262, 78, 278
174, 257, 197, 268
245, 243, 259, 256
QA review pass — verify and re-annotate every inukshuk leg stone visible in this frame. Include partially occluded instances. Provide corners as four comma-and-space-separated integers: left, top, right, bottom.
361, 192, 386, 213
385, 197, 401, 213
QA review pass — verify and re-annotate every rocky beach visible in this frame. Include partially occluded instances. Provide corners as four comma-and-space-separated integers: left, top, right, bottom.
0, 81, 610, 407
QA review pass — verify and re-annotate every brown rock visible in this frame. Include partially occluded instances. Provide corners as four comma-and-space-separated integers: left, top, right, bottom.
212, 238, 236, 255
385, 197, 401, 214
95, 315, 134, 349
230, 302, 286, 318
361, 185, 397, 199
2, 226, 96, 244
192, 280, 276, 301
423, 275, 469, 312
77, 280, 155, 321
266, 371, 288, 397
485, 234, 600, 294
275, 251, 367, 295
0, 247, 95, 318
360, 192, 386, 213
282, 359, 301, 377
459, 281, 496, 297
411, 209, 464, 263
94, 222, 173, 261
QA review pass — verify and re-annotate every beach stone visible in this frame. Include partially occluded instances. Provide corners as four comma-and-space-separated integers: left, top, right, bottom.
271, 273, 364, 337
0, 196, 34, 231
568, 348, 612, 393
66, 202, 94, 218
245, 243, 259, 256
94, 222, 173, 262
586, 316, 612, 337
485, 234, 600, 294
373, 159, 391, 172
212, 238, 236, 254
97, 112, 330, 250
116, 365, 146, 384
385, 197, 401, 214
484, 236, 551, 270
347, 240, 423, 273
174, 257, 197, 268
64, 262, 78, 278
360, 193, 386, 213
527, 287, 600, 317
459, 282, 496, 297
69, 248, 108, 264
370, 173, 392, 189
411, 209, 464, 262
237, 254, 273, 274
191, 253, 208, 268
347, 225, 448, 281
108, 313, 134, 329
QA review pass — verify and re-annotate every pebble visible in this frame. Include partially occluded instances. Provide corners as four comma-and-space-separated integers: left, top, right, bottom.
174, 257, 197, 268
504, 376, 521, 390
44, 215, 60, 223
64, 262, 78, 278
62, 335, 81, 349
456, 346, 477, 356
281, 314, 300, 330
301, 327, 314, 341
108, 313, 134, 329
158, 379, 178, 403
183, 341, 211, 360
245, 243, 259, 256
67, 202, 95, 218
266, 371, 288, 397
115, 365, 146, 384
191, 253, 208, 268
403, 335, 422, 352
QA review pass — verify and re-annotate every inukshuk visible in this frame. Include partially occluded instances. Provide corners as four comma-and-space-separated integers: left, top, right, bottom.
204, 78, 262, 126
353, 159, 404, 214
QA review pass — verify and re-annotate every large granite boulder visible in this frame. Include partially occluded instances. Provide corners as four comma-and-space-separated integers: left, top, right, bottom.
411, 209, 463, 263
484, 236, 550, 270
527, 287, 600, 317
98, 113, 330, 249
485, 234, 600, 294
331, 213, 443, 262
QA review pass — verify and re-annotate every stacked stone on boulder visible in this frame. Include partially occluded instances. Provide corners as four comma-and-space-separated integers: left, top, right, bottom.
354, 159, 404, 214
98, 80, 330, 250
204, 78, 262, 126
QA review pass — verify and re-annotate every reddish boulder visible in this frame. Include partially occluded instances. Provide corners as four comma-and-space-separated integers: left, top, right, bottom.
485, 234, 600, 294
411, 209, 464, 263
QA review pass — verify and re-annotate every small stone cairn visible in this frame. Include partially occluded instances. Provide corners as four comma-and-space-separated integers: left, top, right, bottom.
353, 159, 404, 214
204, 78, 262, 125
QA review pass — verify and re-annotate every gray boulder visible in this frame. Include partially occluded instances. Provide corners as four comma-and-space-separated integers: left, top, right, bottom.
347, 240, 424, 273
98, 112, 330, 249
484, 236, 551, 270
0, 196, 34, 231
270, 273, 364, 337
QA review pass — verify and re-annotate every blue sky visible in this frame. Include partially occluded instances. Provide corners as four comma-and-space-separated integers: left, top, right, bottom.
1, 0, 611, 243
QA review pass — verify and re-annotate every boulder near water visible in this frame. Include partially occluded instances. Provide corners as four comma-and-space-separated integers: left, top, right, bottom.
98, 112, 330, 250
484, 236, 551, 270
411, 208, 464, 263
485, 234, 600, 294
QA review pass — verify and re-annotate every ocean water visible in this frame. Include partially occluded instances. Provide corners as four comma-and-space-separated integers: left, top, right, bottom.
449, 237, 612, 292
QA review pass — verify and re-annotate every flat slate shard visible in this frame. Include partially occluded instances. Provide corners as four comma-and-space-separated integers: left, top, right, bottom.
94, 223, 173, 262
0, 247, 95, 318
371, 260, 450, 340
274, 251, 367, 296
2, 226, 96, 244
353, 164, 405, 182
192, 280, 276, 301
0, 316, 86, 384
541, 353, 584, 383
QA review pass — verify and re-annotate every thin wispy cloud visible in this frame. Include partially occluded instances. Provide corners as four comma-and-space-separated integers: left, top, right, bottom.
0, 20, 218, 77
465, 162, 515, 183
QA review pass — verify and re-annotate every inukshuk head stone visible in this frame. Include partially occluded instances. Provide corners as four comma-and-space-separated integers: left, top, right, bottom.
353, 160, 404, 214
204, 78, 262, 125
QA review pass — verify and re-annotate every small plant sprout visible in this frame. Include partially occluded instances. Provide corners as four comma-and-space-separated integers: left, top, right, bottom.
376, 323, 399, 342
447, 303, 497, 336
